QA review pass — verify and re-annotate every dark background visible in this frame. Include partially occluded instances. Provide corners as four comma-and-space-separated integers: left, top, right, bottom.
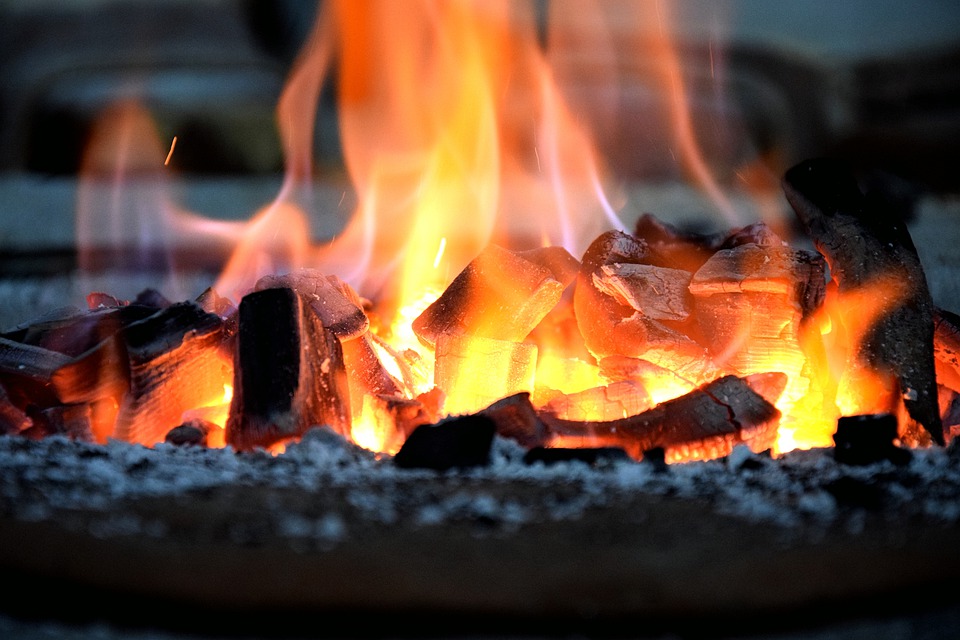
1, 0, 959, 192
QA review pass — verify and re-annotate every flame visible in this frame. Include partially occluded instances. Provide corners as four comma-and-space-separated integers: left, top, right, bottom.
783, 274, 910, 451
67, 1, 928, 462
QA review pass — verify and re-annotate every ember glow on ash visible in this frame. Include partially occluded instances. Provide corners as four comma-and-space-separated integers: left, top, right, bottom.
8, 1, 951, 463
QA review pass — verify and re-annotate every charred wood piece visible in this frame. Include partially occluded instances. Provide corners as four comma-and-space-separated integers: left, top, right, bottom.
479, 392, 545, 449
539, 375, 782, 462
112, 301, 230, 446
933, 307, 960, 394
717, 221, 786, 250
783, 158, 942, 444
165, 419, 214, 447
23, 403, 94, 442
413, 244, 574, 349
632, 213, 718, 273
592, 263, 692, 321
690, 244, 826, 380
0, 382, 30, 435
341, 333, 405, 418
227, 287, 351, 451
362, 393, 440, 452
833, 413, 912, 466
392, 413, 496, 471
574, 231, 719, 383
540, 380, 652, 422
255, 270, 369, 340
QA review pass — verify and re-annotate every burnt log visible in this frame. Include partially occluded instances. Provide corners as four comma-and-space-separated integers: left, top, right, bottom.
538, 374, 784, 462
413, 243, 575, 349
783, 158, 942, 444
112, 301, 231, 446
226, 287, 351, 451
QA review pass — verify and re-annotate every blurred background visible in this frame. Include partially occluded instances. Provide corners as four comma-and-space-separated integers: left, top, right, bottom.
1, 0, 959, 272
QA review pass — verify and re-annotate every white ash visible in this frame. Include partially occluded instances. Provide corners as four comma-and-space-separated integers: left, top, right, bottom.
1, 428, 959, 545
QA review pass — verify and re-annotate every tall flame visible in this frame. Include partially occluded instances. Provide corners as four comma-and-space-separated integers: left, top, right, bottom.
69, 1, 927, 459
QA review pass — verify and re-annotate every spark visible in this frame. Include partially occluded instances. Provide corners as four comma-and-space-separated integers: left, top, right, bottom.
432, 237, 447, 269
164, 136, 178, 166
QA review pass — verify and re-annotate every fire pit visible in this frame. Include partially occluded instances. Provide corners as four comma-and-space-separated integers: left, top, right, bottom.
1, 1, 960, 638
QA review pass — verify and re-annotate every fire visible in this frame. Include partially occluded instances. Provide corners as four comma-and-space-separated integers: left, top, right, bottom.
783, 274, 910, 451
54, 1, 942, 462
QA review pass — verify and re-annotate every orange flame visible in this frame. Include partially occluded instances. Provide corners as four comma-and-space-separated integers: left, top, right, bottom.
69, 2, 925, 460
783, 274, 909, 452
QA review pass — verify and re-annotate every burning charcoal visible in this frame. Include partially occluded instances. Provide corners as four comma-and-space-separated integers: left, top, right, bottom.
479, 392, 545, 448
25, 403, 94, 442
742, 372, 790, 408
392, 413, 496, 471
227, 287, 351, 451
523, 446, 630, 467
592, 263, 693, 321
86, 291, 127, 309
574, 231, 721, 384
933, 307, 960, 393
434, 333, 537, 416
165, 419, 213, 447
597, 355, 698, 401
361, 393, 439, 451
538, 375, 781, 462
717, 221, 786, 250
633, 213, 719, 272
413, 243, 573, 348
690, 244, 826, 385
581, 229, 647, 271
0, 382, 30, 435
0, 336, 73, 407
516, 246, 581, 287
833, 413, 912, 466
941, 390, 960, 444
341, 333, 404, 418
540, 380, 652, 422
196, 286, 239, 341
49, 333, 129, 405
132, 288, 173, 309
6, 304, 156, 357
112, 301, 231, 446
85, 288, 171, 311
783, 158, 942, 445
255, 269, 369, 340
